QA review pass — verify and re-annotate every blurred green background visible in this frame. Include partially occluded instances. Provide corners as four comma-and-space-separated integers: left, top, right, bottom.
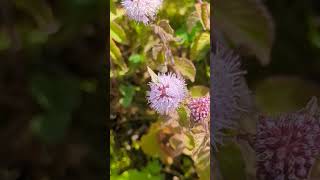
0, 0, 107, 179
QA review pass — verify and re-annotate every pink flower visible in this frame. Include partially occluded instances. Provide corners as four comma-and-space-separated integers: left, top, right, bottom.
255, 112, 320, 180
187, 96, 210, 122
121, 0, 163, 24
147, 72, 187, 115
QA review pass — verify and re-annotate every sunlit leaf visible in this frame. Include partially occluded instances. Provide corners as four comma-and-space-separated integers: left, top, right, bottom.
190, 32, 210, 61
110, 38, 128, 72
173, 57, 196, 82
189, 86, 209, 97
110, 0, 116, 14
111, 21, 128, 44
195, 2, 210, 31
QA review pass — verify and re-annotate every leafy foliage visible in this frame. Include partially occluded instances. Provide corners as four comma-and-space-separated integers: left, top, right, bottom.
110, 0, 210, 179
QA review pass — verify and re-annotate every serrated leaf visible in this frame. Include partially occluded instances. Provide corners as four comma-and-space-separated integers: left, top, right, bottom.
110, 38, 128, 72
214, 0, 274, 65
173, 57, 196, 82
190, 32, 210, 61
147, 66, 159, 83
189, 86, 209, 97
111, 21, 128, 44
195, 2, 210, 30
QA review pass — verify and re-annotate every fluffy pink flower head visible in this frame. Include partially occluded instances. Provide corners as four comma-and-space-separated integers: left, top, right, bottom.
147, 72, 187, 115
187, 96, 210, 122
211, 44, 253, 149
255, 112, 320, 180
121, 0, 163, 24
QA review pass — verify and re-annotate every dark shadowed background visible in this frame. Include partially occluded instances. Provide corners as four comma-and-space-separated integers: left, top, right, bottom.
0, 0, 107, 179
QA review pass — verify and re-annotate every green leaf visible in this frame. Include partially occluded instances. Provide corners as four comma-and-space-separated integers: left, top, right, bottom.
177, 106, 189, 127
217, 143, 247, 180
110, 8, 125, 22
30, 74, 81, 143
110, 0, 116, 14
189, 86, 209, 97
110, 39, 128, 72
173, 57, 196, 82
119, 84, 136, 108
0, 31, 11, 51
128, 54, 144, 64
31, 112, 72, 143
214, 0, 274, 65
139, 122, 163, 159
190, 32, 210, 61
111, 21, 128, 44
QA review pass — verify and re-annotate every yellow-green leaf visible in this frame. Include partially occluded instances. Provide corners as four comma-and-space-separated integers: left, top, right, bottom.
189, 86, 209, 97
110, 39, 128, 72
174, 57, 196, 82
190, 32, 210, 61
111, 21, 128, 44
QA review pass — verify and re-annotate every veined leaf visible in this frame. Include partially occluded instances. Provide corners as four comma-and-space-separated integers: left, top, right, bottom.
173, 57, 196, 82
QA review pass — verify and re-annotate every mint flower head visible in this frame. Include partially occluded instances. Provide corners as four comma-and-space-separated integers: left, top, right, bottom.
255, 101, 320, 180
211, 45, 253, 148
121, 0, 163, 24
187, 96, 210, 122
147, 72, 187, 115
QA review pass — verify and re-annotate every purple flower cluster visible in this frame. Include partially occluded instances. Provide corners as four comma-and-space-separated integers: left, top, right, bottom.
255, 112, 320, 180
187, 96, 210, 122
